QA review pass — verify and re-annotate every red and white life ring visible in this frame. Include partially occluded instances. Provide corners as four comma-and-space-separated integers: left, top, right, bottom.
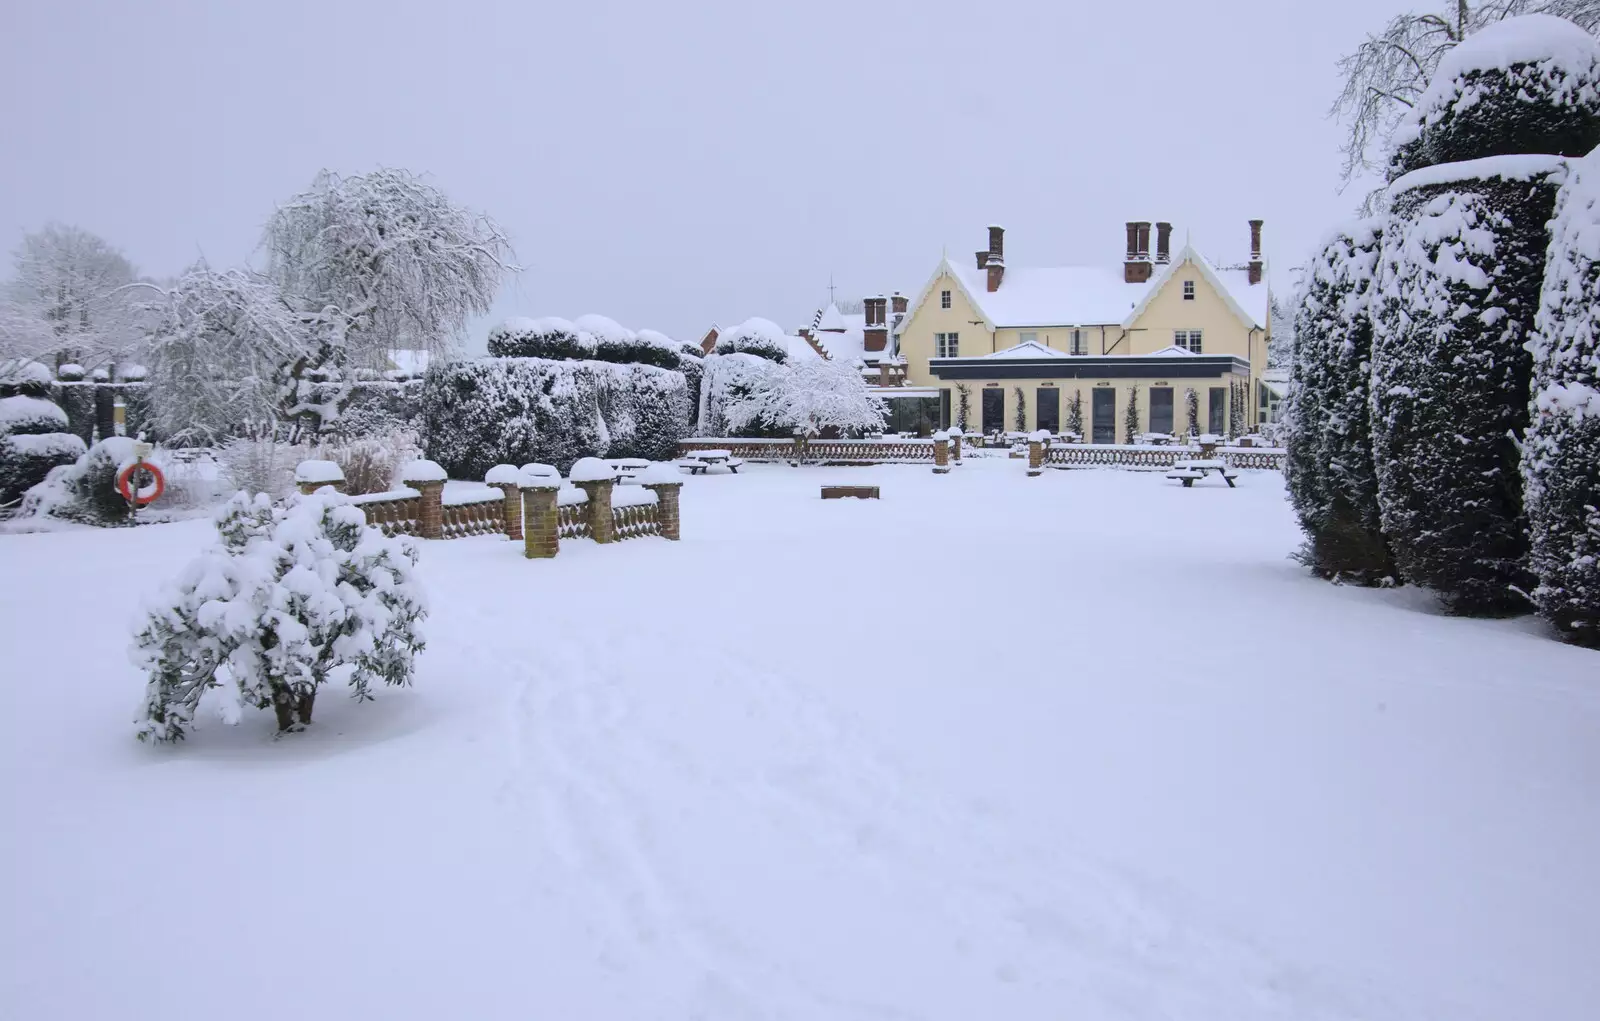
116, 461, 165, 506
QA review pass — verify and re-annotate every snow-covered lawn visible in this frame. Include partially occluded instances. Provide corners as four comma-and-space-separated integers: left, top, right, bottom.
3, 461, 1597, 1020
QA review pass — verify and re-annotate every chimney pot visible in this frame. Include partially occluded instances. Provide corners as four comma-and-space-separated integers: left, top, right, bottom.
1248, 219, 1264, 285
1155, 222, 1172, 264
1134, 221, 1151, 261
987, 262, 1004, 292
976, 250, 989, 270
891, 292, 907, 315
988, 225, 1005, 262
1125, 222, 1138, 260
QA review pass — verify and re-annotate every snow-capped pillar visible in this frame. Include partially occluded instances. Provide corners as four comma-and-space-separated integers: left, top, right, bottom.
294, 460, 346, 495
518, 474, 560, 559
569, 457, 617, 543
1027, 429, 1050, 476
932, 431, 950, 474
950, 428, 963, 463
644, 482, 682, 540
398, 460, 448, 540
484, 465, 523, 541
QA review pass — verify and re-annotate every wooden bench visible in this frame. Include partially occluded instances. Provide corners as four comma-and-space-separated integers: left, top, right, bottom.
1167, 467, 1239, 488
676, 454, 744, 475
821, 485, 879, 500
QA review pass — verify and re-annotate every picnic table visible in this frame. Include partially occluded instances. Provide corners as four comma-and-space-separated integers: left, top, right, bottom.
1167, 458, 1239, 488
609, 458, 651, 482
675, 449, 744, 475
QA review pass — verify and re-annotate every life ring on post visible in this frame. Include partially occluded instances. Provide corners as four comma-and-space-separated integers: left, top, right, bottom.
116, 461, 165, 506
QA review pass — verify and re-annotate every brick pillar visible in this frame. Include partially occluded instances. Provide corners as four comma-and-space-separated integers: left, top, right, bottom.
519, 484, 559, 559
577, 479, 616, 543
933, 435, 950, 474
644, 482, 682, 540
1028, 440, 1044, 475
414, 481, 443, 539
492, 483, 522, 540
952, 433, 962, 463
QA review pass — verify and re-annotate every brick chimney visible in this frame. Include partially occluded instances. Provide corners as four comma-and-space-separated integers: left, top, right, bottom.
1248, 219, 1264, 285
1124, 220, 1153, 284
1155, 222, 1172, 264
975, 251, 989, 269
700, 326, 719, 355
864, 296, 888, 351
890, 292, 907, 316
986, 224, 1005, 292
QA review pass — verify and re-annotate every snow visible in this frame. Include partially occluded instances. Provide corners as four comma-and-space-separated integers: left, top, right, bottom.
441, 485, 502, 507
1389, 153, 1572, 195
573, 313, 634, 345
119, 363, 148, 382
932, 429, 950, 441
484, 464, 522, 486
516, 468, 561, 491
609, 486, 659, 509
293, 459, 345, 484
397, 459, 447, 484
978, 340, 1068, 360
633, 461, 684, 485
3, 432, 87, 458
568, 456, 614, 483
518, 462, 559, 479
0, 394, 70, 430
1028, 429, 1051, 442
816, 303, 849, 332
56, 363, 84, 379
3, 461, 1598, 1019
1, 360, 54, 386
348, 487, 420, 505
555, 484, 587, 505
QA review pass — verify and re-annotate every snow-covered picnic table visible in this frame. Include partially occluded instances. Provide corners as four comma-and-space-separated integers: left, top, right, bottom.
609, 458, 651, 482
1168, 458, 1239, 488
676, 450, 743, 475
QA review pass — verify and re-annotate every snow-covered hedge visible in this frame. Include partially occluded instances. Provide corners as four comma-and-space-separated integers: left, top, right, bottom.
1523, 145, 1600, 646
713, 318, 791, 363
331, 379, 426, 441
420, 356, 690, 478
0, 394, 87, 506
486, 316, 688, 371
133, 490, 427, 740
1371, 157, 1569, 613
19, 436, 151, 525
1389, 16, 1600, 179
1285, 219, 1393, 585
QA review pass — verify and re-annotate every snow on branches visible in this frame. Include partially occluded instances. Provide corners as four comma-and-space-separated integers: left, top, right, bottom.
723, 357, 886, 438
134, 491, 427, 741
263, 168, 516, 370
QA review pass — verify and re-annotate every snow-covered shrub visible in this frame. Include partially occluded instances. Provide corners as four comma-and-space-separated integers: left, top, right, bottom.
313, 431, 421, 495
676, 345, 703, 431
0, 359, 54, 397
579, 316, 683, 370
1388, 16, 1600, 179
1013, 387, 1026, 432
955, 384, 971, 432
1371, 157, 1570, 613
420, 356, 689, 478
19, 436, 154, 525
1184, 387, 1199, 436
1286, 220, 1394, 585
713, 318, 790, 363
329, 379, 425, 441
1228, 379, 1247, 437
723, 357, 887, 438
486, 317, 596, 360
697, 352, 784, 437
1523, 145, 1600, 645
55, 363, 85, 382
133, 490, 427, 740
218, 435, 304, 501
0, 394, 87, 506
1123, 387, 1139, 444
54, 382, 95, 445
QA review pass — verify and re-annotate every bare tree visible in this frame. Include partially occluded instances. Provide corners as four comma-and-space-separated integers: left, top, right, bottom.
1331, 1, 1600, 200
262, 168, 517, 371
4, 223, 145, 371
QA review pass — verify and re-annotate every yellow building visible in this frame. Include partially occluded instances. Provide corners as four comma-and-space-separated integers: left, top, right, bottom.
893, 222, 1272, 441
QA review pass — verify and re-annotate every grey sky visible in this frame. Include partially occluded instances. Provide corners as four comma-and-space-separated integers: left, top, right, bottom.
2, 0, 1402, 348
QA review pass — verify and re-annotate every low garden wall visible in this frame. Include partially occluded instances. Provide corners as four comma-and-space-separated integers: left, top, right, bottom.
680, 437, 1286, 471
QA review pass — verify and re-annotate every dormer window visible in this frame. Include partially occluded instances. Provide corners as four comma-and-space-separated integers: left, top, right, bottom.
1183, 281, 1195, 300
940, 290, 952, 309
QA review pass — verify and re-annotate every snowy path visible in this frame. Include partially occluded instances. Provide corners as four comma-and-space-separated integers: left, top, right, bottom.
3, 462, 1598, 1019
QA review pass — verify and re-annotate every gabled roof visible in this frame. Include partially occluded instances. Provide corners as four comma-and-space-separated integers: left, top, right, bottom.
816, 303, 848, 332
981, 339, 1067, 359
903, 243, 1269, 333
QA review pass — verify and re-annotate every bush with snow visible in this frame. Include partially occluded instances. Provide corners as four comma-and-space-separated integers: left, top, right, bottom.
713, 318, 791, 363
1285, 219, 1394, 586
1523, 145, 1600, 645
1389, 15, 1600, 179
133, 490, 427, 740
696, 352, 785, 437
420, 356, 689, 478
487, 317, 597, 361
19, 436, 153, 525
1372, 157, 1569, 613
723, 357, 887, 438
1065, 391, 1083, 436
0, 394, 88, 506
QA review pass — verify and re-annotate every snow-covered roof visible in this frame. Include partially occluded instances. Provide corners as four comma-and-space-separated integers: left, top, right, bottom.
932, 242, 1268, 332
982, 340, 1067, 360
816, 303, 849, 332
1147, 344, 1197, 357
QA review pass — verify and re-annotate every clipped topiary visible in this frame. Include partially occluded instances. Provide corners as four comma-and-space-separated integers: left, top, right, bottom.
1389, 15, 1600, 179
1523, 144, 1600, 645
0, 394, 87, 506
712, 317, 791, 363
486, 317, 596, 360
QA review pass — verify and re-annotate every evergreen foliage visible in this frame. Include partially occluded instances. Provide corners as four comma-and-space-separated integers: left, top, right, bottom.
955, 384, 971, 431
1123, 387, 1140, 443
1372, 161, 1567, 613
420, 357, 689, 478
133, 491, 427, 740
0, 393, 85, 505
1286, 221, 1395, 584
1228, 379, 1247, 437
1523, 145, 1600, 644
1066, 390, 1084, 436
1013, 387, 1026, 431
712, 318, 791, 363
1184, 387, 1200, 436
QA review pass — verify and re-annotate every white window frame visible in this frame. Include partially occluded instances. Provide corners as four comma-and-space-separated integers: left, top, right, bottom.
940, 290, 952, 309
934, 332, 960, 358
1019, 331, 1038, 346
1183, 280, 1195, 300
1174, 329, 1203, 353
1070, 329, 1087, 356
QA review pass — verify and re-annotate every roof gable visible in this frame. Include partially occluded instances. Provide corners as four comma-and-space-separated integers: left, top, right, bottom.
1121, 245, 1266, 331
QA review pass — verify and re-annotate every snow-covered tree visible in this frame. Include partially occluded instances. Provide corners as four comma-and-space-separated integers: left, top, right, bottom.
723, 357, 886, 438
955, 384, 971, 432
712, 317, 792, 363
262, 168, 516, 371
1369, 22, 1593, 612
1123, 387, 1140, 443
1523, 145, 1600, 645
1184, 387, 1200, 436
134, 490, 427, 740
1013, 386, 1026, 431
1286, 221, 1395, 585
697, 351, 783, 437
1066, 390, 1084, 435
1268, 293, 1298, 369
3, 224, 145, 372
1332, 2, 1600, 199
143, 262, 317, 445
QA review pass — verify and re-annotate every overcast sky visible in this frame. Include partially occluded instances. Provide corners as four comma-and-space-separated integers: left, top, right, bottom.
2, 0, 1403, 348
